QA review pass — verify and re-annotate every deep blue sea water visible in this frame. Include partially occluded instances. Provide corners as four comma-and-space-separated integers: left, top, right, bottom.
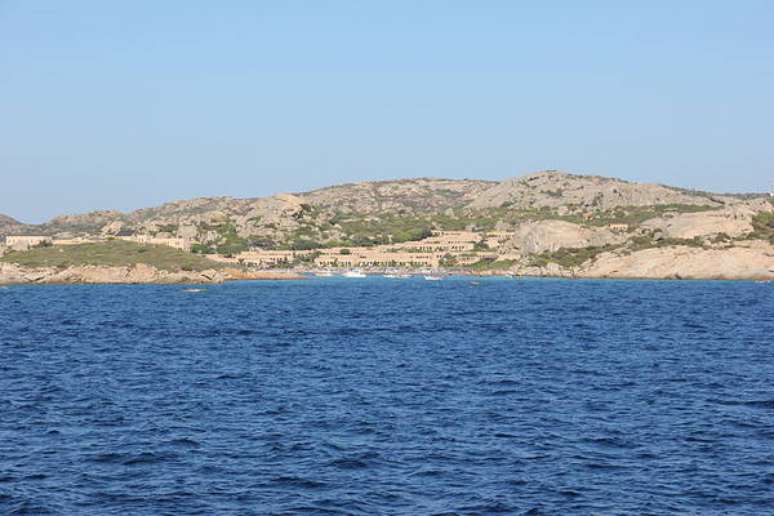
1, 277, 773, 515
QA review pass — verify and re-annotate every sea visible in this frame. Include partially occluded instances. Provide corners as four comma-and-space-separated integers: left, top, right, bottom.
1, 277, 773, 515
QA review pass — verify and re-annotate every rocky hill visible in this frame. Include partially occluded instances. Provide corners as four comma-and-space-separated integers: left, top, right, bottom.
467, 171, 736, 210
0, 214, 25, 235
2, 171, 772, 280
303, 178, 494, 215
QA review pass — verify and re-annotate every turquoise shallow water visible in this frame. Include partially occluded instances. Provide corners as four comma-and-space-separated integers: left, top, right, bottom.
1, 277, 773, 514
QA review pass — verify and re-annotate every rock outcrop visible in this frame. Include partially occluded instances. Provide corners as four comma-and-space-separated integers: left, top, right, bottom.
515, 240, 774, 280
640, 201, 764, 239
303, 178, 493, 215
0, 263, 225, 285
503, 220, 624, 255
467, 171, 731, 210
579, 241, 774, 280
0, 214, 26, 236
0, 262, 313, 284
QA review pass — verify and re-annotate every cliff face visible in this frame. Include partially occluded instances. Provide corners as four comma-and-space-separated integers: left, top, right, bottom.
502, 220, 625, 255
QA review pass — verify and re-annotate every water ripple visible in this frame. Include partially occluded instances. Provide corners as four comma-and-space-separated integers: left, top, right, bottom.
1, 278, 773, 514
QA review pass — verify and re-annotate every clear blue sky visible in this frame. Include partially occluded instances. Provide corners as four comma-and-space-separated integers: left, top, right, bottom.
1, 1, 772, 223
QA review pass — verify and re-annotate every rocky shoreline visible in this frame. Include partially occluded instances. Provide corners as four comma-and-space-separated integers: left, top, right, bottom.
2, 241, 771, 285
0, 263, 304, 285
514, 241, 774, 281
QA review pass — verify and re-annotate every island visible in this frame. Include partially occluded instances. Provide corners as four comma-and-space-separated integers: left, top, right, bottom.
1, 171, 772, 284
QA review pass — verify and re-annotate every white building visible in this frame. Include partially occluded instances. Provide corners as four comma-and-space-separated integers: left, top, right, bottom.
5, 235, 53, 251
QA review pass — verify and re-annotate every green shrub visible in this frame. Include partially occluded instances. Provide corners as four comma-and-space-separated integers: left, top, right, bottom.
284, 239, 319, 251
191, 243, 215, 254
750, 211, 774, 243
0, 240, 222, 272
530, 245, 615, 268
468, 258, 515, 271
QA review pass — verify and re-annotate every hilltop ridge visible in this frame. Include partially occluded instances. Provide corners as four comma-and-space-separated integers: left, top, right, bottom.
2, 171, 767, 239
0, 214, 24, 236
0, 214, 20, 226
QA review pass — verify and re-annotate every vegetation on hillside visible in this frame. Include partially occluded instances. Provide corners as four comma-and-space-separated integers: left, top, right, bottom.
528, 232, 711, 269
467, 258, 517, 271
750, 211, 774, 243
0, 240, 222, 272
333, 214, 433, 246
529, 245, 615, 269
190, 221, 250, 256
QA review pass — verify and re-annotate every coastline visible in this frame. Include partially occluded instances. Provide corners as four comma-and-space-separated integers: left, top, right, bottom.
0, 263, 305, 285
2, 262, 771, 285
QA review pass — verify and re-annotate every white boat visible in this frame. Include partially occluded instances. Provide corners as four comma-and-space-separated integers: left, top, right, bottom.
384, 271, 410, 278
343, 270, 367, 278
424, 275, 442, 281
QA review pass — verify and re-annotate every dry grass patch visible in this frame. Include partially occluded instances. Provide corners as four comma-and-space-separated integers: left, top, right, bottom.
0, 240, 223, 272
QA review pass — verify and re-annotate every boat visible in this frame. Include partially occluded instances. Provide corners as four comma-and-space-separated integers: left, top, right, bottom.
315, 271, 334, 277
343, 270, 367, 278
424, 275, 442, 281
384, 274, 400, 279
183, 288, 207, 293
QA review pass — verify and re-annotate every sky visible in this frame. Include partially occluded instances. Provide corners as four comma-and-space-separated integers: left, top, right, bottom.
1, 1, 773, 223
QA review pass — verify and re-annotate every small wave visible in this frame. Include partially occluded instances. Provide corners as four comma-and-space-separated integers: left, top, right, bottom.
494, 432, 519, 439
487, 378, 520, 386
582, 436, 635, 449
507, 479, 528, 486
123, 451, 178, 466
5, 501, 57, 514
271, 476, 327, 489
457, 501, 516, 513
166, 437, 201, 448
216, 372, 243, 380
281, 506, 344, 515
711, 399, 774, 409
584, 462, 628, 470
90, 452, 125, 464
490, 389, 519, 396
408, 468, 446, 478
328, 458, 369, 470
